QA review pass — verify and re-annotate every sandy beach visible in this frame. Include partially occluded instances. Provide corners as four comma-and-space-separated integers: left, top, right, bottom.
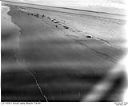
1, 1, 127, 102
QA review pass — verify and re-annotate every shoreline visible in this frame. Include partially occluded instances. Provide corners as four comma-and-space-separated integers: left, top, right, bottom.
2, 1, 126, 20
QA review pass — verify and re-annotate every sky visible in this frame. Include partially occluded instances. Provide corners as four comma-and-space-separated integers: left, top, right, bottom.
6, 0, 125, 9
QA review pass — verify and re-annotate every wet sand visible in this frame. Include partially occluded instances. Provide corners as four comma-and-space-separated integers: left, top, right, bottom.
1, 1, 127, 102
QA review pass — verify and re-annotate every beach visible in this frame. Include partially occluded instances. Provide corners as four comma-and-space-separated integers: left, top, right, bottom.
1, 1, 127, 102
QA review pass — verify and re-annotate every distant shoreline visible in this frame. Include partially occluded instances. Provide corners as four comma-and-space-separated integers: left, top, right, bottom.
2, 0, 125, 20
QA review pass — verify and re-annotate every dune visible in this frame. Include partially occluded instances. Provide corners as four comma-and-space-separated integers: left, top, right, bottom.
1, 1, 127, 102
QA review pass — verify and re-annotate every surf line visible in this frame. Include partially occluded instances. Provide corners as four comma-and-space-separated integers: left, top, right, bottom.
16, 59, 49, 102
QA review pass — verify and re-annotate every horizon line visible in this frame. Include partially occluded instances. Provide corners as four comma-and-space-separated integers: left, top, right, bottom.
2, 0, 125, 16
